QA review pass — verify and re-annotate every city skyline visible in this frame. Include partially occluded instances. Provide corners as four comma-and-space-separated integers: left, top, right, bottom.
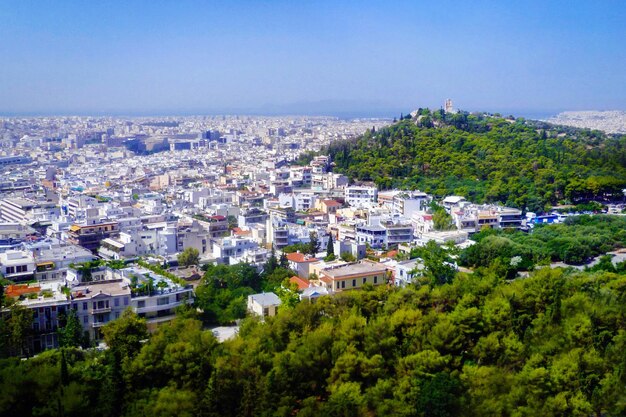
1, 1, 625, 117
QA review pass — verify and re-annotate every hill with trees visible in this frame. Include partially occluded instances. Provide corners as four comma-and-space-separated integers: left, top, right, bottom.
305, 110, 626, 212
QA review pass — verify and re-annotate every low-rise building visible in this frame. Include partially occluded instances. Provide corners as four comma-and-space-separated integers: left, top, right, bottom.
318, 260, 388, 292
395, 259, 425, 287
247, 292, 281, 317
286, 252, 319, 278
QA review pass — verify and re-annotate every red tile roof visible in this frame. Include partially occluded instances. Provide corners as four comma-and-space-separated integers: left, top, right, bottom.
289, 276, 310, 290
286, 252, 318, 263
384, 250, 398, 258
232, 227, 251, 236
6, 284, 40, 298
322, 199, 342, 207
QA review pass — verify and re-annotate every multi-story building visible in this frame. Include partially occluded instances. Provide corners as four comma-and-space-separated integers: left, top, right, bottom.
212, 236, 260, 264
238, 208, 268, 227
31, 242, 95, 281
355, 223, 386, 248
0, 250, 36, 282
392, 191, 431, 217
355, 219, 413, 249
311, 172, 349, 190
383, 220, 414, 247
70, 279, 131, 341
0, 198, 59, 224
395, 259, 425, 287
66, 220, 119, 253
278, 192, 317, 212
0, 223, 35, 252
497, 207, 524, 229
68, 266, 194, 340
345, 186, 378, 208
6, 283, 70, 354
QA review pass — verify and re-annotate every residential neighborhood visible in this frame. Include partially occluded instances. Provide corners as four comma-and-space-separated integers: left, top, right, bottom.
1, 115, 620, 355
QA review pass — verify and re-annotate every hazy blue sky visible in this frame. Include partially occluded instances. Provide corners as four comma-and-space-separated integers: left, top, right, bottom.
1, 0, 624, 117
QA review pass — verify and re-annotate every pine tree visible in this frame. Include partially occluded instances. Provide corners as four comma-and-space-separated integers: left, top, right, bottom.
308, 232, 320, 256
326, 233, 334, 257
60, 348, 69, 386
279, 252, 289, 269
59, 309, 84, 348
264, 245, 279, 275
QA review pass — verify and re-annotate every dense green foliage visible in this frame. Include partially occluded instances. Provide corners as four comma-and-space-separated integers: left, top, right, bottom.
321, 110, 626, 210
194, 261, 295, 325
460, 215, 626, 270
5, 265, 626, 416
177, 247, 200, 267
281, 242, 310, 254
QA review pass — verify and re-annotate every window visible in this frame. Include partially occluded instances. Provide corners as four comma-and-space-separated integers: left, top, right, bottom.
157, 297, 169, 306
82, 302, 87, 310
352, 279, 356, 287
115, 312, 120, 319
341, 281, 345, 289
363, 277, 366, 284
263, 307, 269, 316
137, 300, 146, 308
114, 298, 120, 307
336, 282, 340, 289
83, 316, 88, 324
124, 297, 129, 306
374, 276, 378, 284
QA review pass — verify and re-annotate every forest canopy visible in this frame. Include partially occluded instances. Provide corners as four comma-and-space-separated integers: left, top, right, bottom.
3, 264, 626, 416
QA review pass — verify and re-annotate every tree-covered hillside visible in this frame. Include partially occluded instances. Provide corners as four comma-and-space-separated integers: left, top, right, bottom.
316, 110, 626, 211
3, 266, 626, 416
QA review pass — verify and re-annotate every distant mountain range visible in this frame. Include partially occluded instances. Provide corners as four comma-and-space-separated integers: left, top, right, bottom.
546, 110, 626, 134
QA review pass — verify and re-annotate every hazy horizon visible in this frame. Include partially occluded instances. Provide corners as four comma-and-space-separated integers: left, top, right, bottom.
1, 1, 625, 116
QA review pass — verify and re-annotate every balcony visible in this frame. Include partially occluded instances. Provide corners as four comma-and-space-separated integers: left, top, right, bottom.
135, 298, 193, 314
92, 321, 109, 328
92, 306, 111, 314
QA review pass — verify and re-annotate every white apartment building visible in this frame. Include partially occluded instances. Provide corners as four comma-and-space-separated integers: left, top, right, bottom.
345, 186, 378, 208
278, 192, 317, 212
212, 236, 260, 264
395, 259, 425, 287
355, 218, 414, 249
392, 191, 431, 217
0, 250, 36, 282
0, 198, 59, 224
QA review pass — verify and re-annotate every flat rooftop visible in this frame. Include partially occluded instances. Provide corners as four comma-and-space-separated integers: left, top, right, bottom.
72, 279, 130, 298
322, 261, 387, 278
